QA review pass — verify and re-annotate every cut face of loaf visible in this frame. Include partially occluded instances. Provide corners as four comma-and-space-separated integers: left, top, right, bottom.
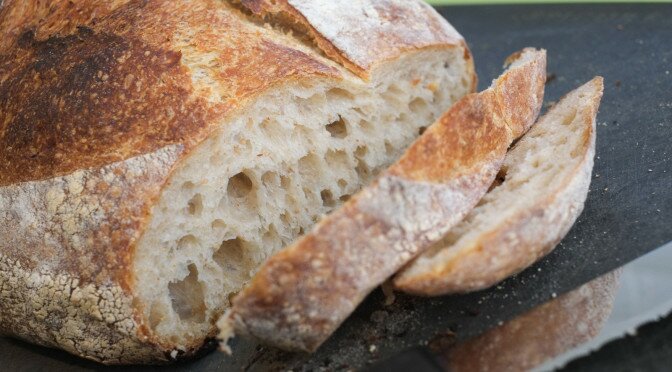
0, 0, 475, 364
133, 49, 472, 349
219, 48, 546, 353
395, 77, 604, 296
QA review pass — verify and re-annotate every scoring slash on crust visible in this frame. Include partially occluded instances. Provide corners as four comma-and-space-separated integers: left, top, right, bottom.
219, 48, 546, 353
394, 77, 604, 296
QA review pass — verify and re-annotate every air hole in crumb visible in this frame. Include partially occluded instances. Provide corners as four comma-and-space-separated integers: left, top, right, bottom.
340, 194, 351, 202
260, 118, 274, 135
356, 159, 370, 179
303, 187, 314, 199
177, 235, 199, 250
302, 94, 326, 109
409, 98, 428, 113
182, 181, 195, 190
360, 119, 374, 133
280, 175, 291, 190
321, 190, 335, 207
444, 62, 450, 69
388, 84, 403, 95
562, 109, 577, 126
338, 179, 348, 189
261, 171, 279, 186
355, 146, 368, 159
149, 301, 168, 329
326, 87, 355, 100
385, 141, 395, 156
227, 292, 238, 306
227, 172, 253, 199
418, 126, 427, 135
262, 225, 280, 249
280, 212, 291, 225
212, 219, 226, 230
168, 264, 206, 322
213, 238, 248, 271
187, 194, 203, 216
326, 117, 347, 138
532, 159, 541, 168
298, 153, 322, 177
326, 149, 350, 170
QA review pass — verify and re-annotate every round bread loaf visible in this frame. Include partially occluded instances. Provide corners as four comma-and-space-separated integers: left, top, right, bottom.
0, 0, 475, 364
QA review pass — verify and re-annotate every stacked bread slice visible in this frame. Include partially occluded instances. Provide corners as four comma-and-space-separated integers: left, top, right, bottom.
395, 77, 604, 296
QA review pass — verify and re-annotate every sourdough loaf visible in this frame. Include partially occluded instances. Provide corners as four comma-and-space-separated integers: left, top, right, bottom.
395, 78, 604, 296
0, 0, 475, 364
219, 48, 546, 352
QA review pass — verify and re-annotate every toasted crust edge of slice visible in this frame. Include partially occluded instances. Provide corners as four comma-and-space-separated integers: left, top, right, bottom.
218, 48, 546, 353
394, 77, 604, 296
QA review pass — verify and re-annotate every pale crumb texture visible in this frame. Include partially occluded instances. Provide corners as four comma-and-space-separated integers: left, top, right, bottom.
217, 49, 546, 353
134, 48, 471, 350
395, 77, 604, 296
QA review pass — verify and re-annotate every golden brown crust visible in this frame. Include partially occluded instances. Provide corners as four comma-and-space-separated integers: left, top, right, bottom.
445, 270, 621, 372
221, 49, 546, 352
0, 0, 475, 364
0, 27, 210, 186
0, 0, 343, 187
0, 0, 131, 51
0, 147, 182, 364
235, 0, 470, 80
394, 77, 603, 296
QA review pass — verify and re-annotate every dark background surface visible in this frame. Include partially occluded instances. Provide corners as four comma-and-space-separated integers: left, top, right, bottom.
1, 4, 671, 371
562, 311, 672, 372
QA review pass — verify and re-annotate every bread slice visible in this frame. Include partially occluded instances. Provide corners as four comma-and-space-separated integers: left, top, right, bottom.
219, 48, 546, 353
0, 0, 475, 364
394, 77, 604, 296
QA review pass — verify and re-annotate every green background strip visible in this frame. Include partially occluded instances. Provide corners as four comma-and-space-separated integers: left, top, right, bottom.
426, 0, 671, 4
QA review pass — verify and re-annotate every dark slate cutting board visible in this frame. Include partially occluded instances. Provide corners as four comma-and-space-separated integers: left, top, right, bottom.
2, 4, 671, 371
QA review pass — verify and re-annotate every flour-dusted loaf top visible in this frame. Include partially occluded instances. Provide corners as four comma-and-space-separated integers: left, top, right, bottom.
236, 0, 467, 78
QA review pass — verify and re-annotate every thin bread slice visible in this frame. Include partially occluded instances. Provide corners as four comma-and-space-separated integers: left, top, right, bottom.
395, 77, 604, 296
218, 48, 546, 352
